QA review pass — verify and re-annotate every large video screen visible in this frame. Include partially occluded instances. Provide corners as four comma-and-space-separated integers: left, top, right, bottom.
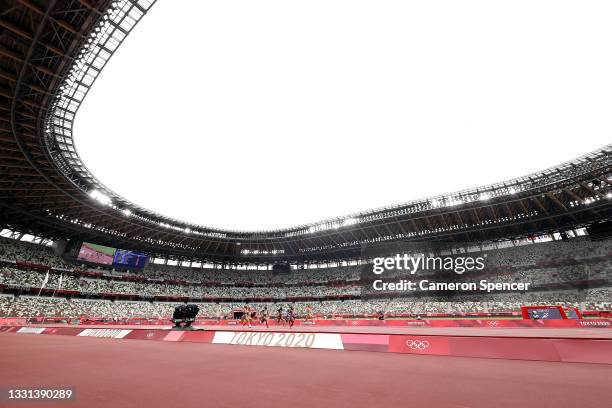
112, 249, 149, 269
77, 242, 116, 265
77, 242, 148, 269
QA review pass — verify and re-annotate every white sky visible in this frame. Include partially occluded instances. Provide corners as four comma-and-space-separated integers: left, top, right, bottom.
75, 0, 612, 232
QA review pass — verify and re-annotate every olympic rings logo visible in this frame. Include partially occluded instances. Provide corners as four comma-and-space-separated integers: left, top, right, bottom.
405, 340, 430, 350
487, 321, 499, 326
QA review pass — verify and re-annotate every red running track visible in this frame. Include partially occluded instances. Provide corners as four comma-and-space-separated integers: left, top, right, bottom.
1, 333, 611, 408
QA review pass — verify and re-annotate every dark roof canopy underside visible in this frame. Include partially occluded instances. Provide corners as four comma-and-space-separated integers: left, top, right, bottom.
1, 0, 612, 264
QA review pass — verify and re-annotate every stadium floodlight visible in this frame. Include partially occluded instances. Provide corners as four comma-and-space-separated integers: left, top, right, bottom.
89, 189, 112, 205
344, 218, 359, 226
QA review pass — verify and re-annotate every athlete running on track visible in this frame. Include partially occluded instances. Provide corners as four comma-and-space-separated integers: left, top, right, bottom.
260, 306, 269, 328
241, 305, 252, 328
305, 305, 314, 323
286, 305, 295, 329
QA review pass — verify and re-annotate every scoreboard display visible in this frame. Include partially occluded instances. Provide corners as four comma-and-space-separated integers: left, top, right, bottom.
522, 305, 567, 320
77, 242, 148, 269
77, 242, 116, 265
528, 307, 564, 319
112, 249, 149, 269
564, 308, 581, 319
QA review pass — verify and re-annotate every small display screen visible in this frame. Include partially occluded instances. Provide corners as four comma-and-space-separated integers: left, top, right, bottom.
528, 307, 564, 319
112, 249, 149, 269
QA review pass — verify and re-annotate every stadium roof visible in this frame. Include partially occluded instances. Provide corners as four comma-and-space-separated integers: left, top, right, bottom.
1, 0, 612, 264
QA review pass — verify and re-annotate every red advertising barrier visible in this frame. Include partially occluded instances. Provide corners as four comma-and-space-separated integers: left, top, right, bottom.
3, 325, 611, 364
341, 334, 390, 352
42, 327, 88, 336
449, 337, 562, 361
0, 326, 20, 333
180, 331, 216, 343
388, 335, 451, 356
123, 329, 171, 341
551, 339, 612, 364
0, 318, 26, 325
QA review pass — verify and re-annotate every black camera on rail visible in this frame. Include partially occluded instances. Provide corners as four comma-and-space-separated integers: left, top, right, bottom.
172, 304, 199, 329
